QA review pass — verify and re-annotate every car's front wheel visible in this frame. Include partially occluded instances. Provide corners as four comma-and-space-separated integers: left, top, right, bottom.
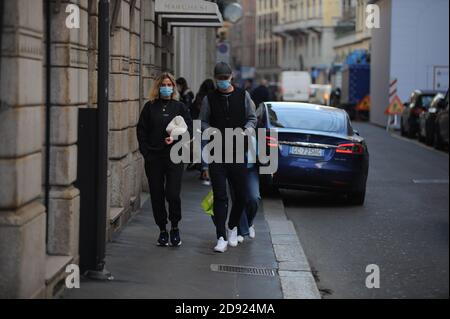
347, 188, 366, 206
400, 119, 407, 137
407, 119, 417, 139
418, 131, 426, 143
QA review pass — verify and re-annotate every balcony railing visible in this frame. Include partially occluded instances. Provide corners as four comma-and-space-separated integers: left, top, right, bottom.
342, 7, 356, 21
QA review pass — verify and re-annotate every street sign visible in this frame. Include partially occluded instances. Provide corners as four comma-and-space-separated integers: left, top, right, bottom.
385, 95, 404, 115
356, 95, 371, 111
216, 41, 230, 64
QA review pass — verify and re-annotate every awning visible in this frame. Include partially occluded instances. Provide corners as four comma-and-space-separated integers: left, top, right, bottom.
273, 18, 323, 38
155, 0, 224, 30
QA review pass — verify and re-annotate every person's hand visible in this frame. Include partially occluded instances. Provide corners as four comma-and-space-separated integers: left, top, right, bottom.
165, 137, 174, 145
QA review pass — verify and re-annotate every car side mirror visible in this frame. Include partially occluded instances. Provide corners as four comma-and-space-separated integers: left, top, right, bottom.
354, 129, 360, 136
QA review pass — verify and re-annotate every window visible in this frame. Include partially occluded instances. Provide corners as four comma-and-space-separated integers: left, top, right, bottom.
418, 95, 436, 109
267, 105, 347, 133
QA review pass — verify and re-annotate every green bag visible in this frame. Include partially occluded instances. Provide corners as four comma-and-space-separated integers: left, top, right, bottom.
201, 191, 214, 216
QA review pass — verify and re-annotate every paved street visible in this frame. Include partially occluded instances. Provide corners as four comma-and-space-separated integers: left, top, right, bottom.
281, 123, 449, 299
65, 171, 283, 299
64, 123, 449, 300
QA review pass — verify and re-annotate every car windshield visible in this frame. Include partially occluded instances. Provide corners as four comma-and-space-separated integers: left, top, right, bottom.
267, 104, 347, 134
420, 95, 435, 108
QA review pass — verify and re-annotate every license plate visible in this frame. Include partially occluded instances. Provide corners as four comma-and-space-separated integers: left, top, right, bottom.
290, 147, 325, 157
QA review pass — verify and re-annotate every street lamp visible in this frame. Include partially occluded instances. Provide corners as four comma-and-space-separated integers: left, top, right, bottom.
217, 0, 244, 24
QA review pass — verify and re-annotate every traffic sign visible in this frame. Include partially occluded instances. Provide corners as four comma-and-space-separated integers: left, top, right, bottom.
385, 95, 404, 115
356, 95, 370, 111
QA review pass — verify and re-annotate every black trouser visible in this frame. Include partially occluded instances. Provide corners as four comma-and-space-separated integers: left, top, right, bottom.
144, 153, 184, 231
209, 163, 248, 240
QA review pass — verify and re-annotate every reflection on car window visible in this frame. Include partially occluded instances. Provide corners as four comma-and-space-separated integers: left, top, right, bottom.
420, 95, 435, 108
268, 105, 346, 134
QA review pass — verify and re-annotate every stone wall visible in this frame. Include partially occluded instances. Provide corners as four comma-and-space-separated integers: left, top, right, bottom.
46, 0, 87, 258
0, 0, 218, 299
0, 0, 47, 299
108, 0, 141, 235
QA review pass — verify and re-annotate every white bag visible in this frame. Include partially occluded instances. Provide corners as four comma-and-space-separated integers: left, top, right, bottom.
166, 116, 188, 137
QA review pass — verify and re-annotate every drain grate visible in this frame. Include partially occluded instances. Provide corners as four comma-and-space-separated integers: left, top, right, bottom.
211, 264, 278, 277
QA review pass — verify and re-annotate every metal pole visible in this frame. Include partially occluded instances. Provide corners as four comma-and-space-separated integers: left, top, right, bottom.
85, 0, 113, 281
0, 0, 4, 89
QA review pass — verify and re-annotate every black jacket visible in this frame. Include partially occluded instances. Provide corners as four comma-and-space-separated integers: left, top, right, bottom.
137, 99, 193, 160
180, 89, 195, 118
251, 85, 270, 108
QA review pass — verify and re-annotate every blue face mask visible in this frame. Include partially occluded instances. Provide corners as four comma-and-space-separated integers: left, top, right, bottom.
160, 86, 173, 98
217, 80, 231, 91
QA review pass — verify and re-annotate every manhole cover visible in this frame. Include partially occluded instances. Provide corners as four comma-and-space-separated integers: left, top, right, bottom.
211, 264, 278, 277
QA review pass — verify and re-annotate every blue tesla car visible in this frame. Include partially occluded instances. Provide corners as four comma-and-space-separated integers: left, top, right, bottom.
257, 102, 370, 205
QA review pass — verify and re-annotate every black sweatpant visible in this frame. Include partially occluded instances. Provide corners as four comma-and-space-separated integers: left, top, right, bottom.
209, 163, 248, 240
144, 153, 184, 230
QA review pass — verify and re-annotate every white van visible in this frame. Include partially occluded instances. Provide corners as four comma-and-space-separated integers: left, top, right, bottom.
280, 71, 312, 102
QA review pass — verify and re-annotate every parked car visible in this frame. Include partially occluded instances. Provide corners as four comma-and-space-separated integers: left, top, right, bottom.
434, 91, 449, 150
401, 90, 441, 138
309, 84, 332, 106
256, 102, 369, 205
419, 93, 446, 145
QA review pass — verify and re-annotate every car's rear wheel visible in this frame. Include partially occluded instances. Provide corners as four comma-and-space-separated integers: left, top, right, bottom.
347, 188, 366, 206
434, 127, 444, 150
425, 130, 434, 146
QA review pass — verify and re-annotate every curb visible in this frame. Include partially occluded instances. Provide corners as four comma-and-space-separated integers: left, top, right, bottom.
263, 197, 322, 299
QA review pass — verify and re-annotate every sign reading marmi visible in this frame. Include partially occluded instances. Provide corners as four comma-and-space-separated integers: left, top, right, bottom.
155, 0, 216, 14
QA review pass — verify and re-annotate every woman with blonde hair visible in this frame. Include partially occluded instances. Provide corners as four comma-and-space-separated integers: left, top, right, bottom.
137, 72, 192, 247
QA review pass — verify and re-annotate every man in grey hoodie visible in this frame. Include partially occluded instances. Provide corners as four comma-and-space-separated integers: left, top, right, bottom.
200, 62, 257, 253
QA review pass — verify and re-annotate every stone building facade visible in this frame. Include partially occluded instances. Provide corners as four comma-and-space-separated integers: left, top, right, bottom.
334, 0, 372, 63
273, 0, 343, 83
228, 0, 257, 80
256, 0, 283, 82
0, 0, 220, 299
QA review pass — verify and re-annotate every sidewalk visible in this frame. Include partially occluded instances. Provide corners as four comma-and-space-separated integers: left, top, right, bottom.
64, 170, 283, 299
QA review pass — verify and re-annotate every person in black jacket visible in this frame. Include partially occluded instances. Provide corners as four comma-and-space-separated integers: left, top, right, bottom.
137, 72, 192, 248
193, 79, 216, 182
176, 77, 195, 119
193, 79, 216, 120
251, 78, 270, 108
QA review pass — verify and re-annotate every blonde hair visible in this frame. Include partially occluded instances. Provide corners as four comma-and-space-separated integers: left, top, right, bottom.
149, 72, 180, 103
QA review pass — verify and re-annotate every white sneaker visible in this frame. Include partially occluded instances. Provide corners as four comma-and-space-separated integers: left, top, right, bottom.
214, 237, 228, 253
237, 235, 245, 244
202, 180, 211, 186
228, 227, 239, 247
249, 226, 256, 239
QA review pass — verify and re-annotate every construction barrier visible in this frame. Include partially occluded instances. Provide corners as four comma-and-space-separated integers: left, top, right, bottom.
385, 78, 404, 131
